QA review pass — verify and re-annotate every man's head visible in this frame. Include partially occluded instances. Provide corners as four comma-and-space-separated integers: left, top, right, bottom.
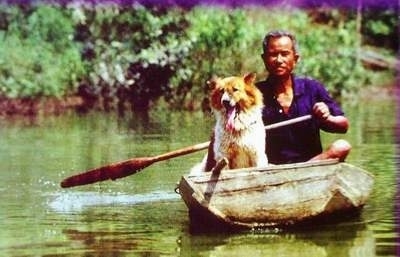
261, 30, 300, 78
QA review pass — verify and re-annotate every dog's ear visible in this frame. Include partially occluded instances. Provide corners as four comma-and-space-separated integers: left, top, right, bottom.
206, 76, 219, 90
243, 72, 256, 85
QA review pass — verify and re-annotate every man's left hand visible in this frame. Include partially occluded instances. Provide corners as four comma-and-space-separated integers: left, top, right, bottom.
313, 102, 330, 120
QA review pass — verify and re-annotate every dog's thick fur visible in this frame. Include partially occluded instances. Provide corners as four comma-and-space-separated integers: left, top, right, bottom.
191, 73, 268, 174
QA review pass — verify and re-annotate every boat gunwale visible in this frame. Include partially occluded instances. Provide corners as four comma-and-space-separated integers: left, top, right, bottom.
186, 159, 341, 179
185, 159, 375, 184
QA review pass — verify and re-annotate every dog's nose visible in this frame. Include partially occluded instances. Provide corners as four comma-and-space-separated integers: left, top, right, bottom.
222, 100, 231, 109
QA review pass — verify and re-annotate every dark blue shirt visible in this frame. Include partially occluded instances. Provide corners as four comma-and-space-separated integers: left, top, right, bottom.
256, 76, 344, 164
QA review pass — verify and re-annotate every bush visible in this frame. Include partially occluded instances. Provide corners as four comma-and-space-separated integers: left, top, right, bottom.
0, 4, 394, 113
71, 5, 193, 112
362, 8, 398, 50
0, 5, 85, 98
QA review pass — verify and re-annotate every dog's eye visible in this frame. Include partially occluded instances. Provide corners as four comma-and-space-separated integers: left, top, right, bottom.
232, 87, 239, 92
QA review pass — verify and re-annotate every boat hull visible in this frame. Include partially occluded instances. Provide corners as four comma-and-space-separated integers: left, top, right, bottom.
178, 159, 374, 229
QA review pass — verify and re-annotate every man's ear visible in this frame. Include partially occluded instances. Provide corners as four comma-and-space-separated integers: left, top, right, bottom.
243, 72, 256, 85
294, 53, 300, 64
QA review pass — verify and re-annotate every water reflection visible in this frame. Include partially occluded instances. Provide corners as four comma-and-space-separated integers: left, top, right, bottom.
63, 229, 147, 256
58, 211, 377, 257
49, 190, 179, 213
178, 222, 376, 257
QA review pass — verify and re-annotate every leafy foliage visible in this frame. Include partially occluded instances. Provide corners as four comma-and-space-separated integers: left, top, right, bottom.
0, 4, 395, 114
0, 5, 84, 98
296, 21, 363, 97
72, 5, 192, 112
362, 8, 398, 50
169, 7, 253, 108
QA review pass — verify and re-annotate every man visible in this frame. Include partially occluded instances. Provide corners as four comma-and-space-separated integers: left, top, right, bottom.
256, 30, 351, 164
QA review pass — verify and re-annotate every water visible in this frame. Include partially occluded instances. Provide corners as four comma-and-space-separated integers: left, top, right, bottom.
0, 90, 398, 256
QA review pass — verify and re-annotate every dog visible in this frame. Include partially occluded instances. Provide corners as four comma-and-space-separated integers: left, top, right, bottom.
191, 73, 268, 174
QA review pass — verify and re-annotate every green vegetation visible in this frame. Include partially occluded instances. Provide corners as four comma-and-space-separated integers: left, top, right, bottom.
0, 5, 84, 98
0, 4, 396, 114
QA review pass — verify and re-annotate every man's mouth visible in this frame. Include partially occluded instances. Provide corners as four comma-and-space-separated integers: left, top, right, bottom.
274, 66, 285, 71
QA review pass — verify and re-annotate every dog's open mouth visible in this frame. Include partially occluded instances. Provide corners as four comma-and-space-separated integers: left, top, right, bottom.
223, 101, 238, 131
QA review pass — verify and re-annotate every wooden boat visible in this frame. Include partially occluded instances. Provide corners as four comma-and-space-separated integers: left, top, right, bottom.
177, 159, 374, 230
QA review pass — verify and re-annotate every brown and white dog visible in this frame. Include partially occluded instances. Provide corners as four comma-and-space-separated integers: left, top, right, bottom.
191, 73, 268, 174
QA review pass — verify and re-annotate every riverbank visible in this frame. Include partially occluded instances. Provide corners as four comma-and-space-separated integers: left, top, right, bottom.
0, 96, 82, 116
0, 81, 395, 117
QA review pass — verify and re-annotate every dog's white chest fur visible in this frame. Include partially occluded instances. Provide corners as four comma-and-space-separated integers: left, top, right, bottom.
213, 107, 268, 169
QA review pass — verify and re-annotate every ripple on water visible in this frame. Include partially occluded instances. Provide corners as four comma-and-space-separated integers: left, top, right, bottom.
48, 190, 180, 213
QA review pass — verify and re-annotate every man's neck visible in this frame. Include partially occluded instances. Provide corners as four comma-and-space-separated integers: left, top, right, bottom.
268, 74, 293, 94
269, 75, 294, 114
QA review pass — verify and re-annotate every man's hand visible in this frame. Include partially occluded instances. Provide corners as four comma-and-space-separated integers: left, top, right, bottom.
312, 102, 330, 120
312, 102, 349, 133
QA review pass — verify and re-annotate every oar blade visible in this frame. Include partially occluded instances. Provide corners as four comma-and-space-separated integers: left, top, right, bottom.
60, 157, 153, 188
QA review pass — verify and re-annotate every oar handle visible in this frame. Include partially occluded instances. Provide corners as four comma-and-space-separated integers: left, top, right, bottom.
152, 115, 313, 162
152, 141, 211, 162
264, 114, 312, 130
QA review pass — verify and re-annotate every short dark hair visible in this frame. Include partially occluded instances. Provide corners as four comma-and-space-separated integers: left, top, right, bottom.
262, 30, 299, 54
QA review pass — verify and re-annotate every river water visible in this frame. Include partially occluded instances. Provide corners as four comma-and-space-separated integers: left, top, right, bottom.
0, 89, 398, 256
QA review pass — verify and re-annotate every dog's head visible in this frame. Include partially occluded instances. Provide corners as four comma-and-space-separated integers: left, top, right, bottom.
207, 73, 263, 131
208, 73, 263, 112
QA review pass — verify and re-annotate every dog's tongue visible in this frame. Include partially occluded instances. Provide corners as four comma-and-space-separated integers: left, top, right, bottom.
226, 107, 236, 132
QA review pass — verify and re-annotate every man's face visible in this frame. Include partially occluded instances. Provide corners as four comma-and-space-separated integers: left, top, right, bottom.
261, 36, 299, 78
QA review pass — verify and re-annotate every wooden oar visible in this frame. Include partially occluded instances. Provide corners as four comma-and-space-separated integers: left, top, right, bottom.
60, 114, 312, 188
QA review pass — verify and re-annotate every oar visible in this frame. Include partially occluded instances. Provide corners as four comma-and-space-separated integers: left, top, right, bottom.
60, 114, 312, 188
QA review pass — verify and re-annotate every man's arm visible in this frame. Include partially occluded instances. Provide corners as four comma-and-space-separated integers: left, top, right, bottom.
313, 102, 349, 133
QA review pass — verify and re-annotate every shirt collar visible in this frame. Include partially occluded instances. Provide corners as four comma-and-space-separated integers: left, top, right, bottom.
293, 75, 305, 97
258, 75, 305, 98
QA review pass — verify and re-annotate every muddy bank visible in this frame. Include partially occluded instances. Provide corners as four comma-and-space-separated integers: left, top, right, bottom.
0, 83, 396, 117
0, 96, 83, 116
